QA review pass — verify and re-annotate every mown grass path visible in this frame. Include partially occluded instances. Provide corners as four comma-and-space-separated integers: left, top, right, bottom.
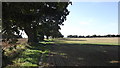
43, 38, 119, 66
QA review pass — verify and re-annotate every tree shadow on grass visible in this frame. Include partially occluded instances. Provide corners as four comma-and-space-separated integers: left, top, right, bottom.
27, 43, 45, 50
45, 43, 119, 66
25, 53, 40, 64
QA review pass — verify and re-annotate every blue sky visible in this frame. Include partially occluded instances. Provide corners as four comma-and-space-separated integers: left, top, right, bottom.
60, 2, 118, 37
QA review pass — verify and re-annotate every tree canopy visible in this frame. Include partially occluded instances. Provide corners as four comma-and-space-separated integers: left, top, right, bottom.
2, 2, 71, 44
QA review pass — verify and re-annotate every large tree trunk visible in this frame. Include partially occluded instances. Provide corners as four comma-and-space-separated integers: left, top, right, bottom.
24, 26, 38, 44
46, 35, 49, 39
33, 26, 39, 43
39, 34, 44, 41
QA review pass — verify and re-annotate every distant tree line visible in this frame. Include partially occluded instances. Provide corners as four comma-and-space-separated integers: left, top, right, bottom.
67, 34, 120, 38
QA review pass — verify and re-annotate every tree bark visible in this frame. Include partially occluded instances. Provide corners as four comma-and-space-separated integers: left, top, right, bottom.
46, 36, 49, 39
24, 26, 38, 44
33, 26, 39, 43
39, 34, 44, 41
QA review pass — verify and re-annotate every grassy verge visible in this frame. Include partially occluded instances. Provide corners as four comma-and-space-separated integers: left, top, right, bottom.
4, 41, 52, 67
10, 45, 41, 67
2, 44, 26, 67
2, 44, 43, 68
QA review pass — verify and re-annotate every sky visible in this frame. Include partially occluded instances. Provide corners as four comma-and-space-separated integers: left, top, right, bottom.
60, 2, 118, 37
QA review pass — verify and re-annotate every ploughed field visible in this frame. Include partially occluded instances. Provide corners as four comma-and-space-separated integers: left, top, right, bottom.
43, 37, 120, 66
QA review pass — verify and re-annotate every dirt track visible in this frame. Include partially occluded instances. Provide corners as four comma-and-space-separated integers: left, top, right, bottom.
44, 43, 119, 66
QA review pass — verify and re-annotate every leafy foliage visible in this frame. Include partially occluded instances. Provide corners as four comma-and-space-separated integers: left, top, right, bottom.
2, 2, 71, 43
